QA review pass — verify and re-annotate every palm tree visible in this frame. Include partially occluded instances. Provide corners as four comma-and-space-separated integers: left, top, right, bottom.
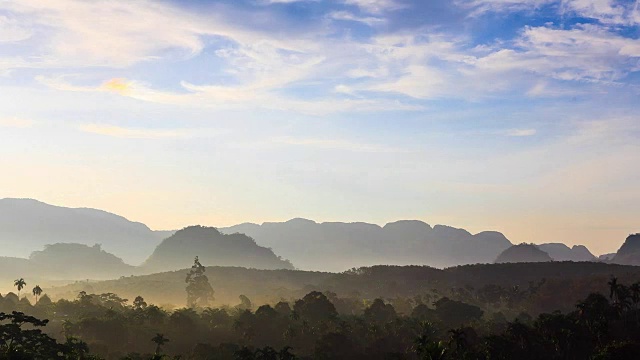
13, 278, 26, 299
151, 333, 169, 355
32, 285, 42, 304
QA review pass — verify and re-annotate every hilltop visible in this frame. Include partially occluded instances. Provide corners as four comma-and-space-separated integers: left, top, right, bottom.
0, 243, 135, 290
612, 234, 640, 265
537, 243, 596, 262
495, 244, 553, 264
141, 226, 294, 273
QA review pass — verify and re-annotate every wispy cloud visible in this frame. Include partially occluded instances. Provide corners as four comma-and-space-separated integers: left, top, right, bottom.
503, 128, 537, 137
0, 117, 34, 128
272, 136, 409, 153
79, 124, 226, 139
343, 0, 406, 14
0, 15, 33, 42
328, 11, 386, 25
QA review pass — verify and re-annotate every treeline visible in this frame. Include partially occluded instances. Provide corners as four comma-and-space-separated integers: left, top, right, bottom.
3, 278, 640, 359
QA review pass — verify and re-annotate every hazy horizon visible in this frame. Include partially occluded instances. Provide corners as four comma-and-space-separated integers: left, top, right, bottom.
0, 196, 629, 257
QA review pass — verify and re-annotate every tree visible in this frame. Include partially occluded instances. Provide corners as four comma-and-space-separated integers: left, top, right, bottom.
32, 285, 42, 304
0, 311, 72, 358
185, 256, 215, 308
151, 333, 169, 355
293, 291, 338, 325
13, 278, 26, 298
364, 298, 397, 324
133, 295, 148, 311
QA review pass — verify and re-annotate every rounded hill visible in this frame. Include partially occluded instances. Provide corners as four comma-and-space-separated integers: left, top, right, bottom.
495, 243, 553, 264
142, 226, 295, 272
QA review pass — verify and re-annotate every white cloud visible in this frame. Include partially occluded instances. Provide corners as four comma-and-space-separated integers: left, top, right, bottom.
1, 0, 315, 69
39, 74, 422, 115
343, 0, 405, 14
328, 11, 385, 25
465, 24, 640, 86
503, 128, 537, 136
462, 0, 640, 25
0, 15, 33, 42
5, 0, 640, 109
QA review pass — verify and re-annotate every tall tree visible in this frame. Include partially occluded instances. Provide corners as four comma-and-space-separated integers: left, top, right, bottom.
13, 278, 26, 299
185, 256, 214, 308
32, 285, 42, 304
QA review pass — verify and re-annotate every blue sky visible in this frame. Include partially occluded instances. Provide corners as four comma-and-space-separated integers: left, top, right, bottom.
1, 0, 639, 254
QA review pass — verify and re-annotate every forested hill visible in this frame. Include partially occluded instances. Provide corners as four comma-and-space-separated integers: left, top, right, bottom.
45, 261, 640, 315
0, 198, 164, 265
220, 219, 514, 271
141, 226, 295, 273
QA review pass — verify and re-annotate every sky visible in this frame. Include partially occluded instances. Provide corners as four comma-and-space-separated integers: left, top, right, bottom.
0, 0, 639, 255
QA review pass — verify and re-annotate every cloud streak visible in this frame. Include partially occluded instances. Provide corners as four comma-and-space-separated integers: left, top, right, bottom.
78, 124, 227, 139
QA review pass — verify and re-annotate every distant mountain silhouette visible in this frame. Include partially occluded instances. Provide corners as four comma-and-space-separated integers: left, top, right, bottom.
612, 234, 640, 265
537, 243, 596, 262
30, 243, 135, 279
599, 253, 616, 262
495, 244, 553, 263
0, 198, 165, 264
221, 219, 513, 271
0, 243, 134, 284
142, 226, 295, 272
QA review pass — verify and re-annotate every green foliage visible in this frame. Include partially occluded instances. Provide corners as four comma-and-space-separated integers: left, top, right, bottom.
0, 311, 97, 359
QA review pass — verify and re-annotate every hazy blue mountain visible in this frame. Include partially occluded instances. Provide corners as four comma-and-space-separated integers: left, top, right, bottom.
0, 243, 135, 285
29, 243, 135, 279
0, 198, 164, 265
221, 219, 512, 271
612, 234, 640, 265
142, 226, 295, 273
495, 244, 553, 264
599, 253, 616, 261
537, 243, 596, 262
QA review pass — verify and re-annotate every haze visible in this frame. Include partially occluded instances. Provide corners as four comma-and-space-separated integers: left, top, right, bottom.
2, 0, 640, 257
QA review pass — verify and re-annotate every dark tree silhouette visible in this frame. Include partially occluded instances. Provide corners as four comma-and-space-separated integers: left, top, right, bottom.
32, 285, 42, 304
13, 278, 26, 299
151, 333, 169, 355
185, 256, 215, 308
133, 295, 148, 310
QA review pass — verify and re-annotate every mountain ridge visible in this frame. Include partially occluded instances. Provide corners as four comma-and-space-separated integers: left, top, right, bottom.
0, 198, 164, 265
220, 218, 514, 271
